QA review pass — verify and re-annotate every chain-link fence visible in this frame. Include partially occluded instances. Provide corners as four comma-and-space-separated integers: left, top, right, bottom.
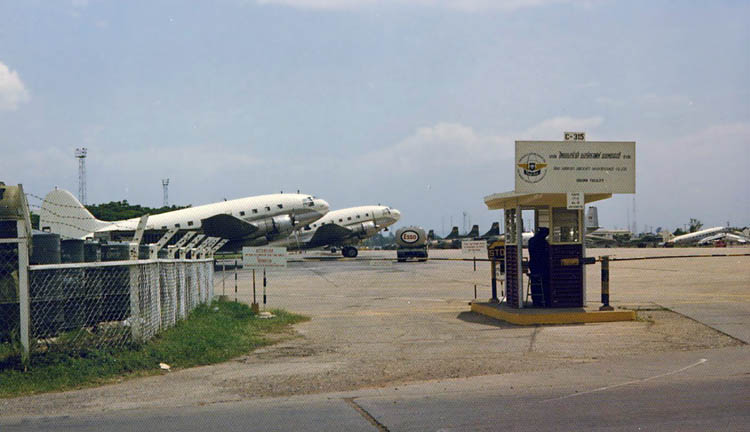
0, 242, 20, 345
0, 257, 214, 362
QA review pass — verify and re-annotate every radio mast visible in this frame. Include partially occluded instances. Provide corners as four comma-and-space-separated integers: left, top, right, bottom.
75, 148, 88, 205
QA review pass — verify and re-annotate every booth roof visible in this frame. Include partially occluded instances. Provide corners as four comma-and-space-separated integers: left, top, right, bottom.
484, 191, 612, 210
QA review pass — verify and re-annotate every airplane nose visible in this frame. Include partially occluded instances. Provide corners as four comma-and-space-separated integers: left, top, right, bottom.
316, 199, 330, 215
392, 209, 401, 221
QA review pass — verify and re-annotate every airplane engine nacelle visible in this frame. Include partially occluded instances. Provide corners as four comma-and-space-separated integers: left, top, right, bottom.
351, 221, 378, 237
255, 215, 296, 236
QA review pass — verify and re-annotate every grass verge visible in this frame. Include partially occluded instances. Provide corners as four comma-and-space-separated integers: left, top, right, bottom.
0, 301, 307, 398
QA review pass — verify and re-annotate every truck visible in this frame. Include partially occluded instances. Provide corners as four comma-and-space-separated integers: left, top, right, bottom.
395, 226, 428, 262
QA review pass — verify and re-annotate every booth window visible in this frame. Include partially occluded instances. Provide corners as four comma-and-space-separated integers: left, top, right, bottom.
552, 208, 580, 243
504, 208, 517, 244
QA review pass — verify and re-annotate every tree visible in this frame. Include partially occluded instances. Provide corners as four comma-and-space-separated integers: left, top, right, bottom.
673, 228, 686, 236
688, 218, 703, 233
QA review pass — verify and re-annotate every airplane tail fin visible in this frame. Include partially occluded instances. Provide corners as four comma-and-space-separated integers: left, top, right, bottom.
658, 229, 673, 243
39, 188, 110, 239
586, 206, 599, 231
483, 222, 500, 237
445, 226, 460, 239
467, 224, 479, 238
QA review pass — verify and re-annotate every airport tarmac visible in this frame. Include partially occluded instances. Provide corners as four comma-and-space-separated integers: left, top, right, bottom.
0, 247, 747, 418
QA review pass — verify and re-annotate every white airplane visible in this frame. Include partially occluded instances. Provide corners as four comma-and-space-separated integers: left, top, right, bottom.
39, 188, 329, 249
663, 226, 745, 246
271, 205, 401, 257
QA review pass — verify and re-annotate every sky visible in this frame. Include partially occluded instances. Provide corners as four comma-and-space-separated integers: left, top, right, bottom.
1, 0, 748, 235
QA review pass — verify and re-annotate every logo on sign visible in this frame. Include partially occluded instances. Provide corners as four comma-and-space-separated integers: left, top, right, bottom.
400, 230, 419, 244
517, 152, 548, 184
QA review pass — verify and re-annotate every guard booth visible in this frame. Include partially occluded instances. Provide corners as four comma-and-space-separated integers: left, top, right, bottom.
484, 192, 611, 308
484, 133, 635, 309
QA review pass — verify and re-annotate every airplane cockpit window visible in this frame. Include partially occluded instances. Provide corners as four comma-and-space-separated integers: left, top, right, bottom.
304, 225, 311, 231
303, 197, 315, 207
383, 208, 391, 215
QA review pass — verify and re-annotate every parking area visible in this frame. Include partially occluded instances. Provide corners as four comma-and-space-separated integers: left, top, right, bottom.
1, 247, 747, 416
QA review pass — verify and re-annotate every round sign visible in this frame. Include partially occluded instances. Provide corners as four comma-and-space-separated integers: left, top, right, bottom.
400, 230, 419, 244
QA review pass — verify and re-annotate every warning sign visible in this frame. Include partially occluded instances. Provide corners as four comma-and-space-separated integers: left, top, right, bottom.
461, 240, 487, 258
242, 247, 287, 268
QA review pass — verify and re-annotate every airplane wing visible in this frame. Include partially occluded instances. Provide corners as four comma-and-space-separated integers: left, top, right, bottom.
306, 224, 355, 248
698, 232, 748, 245
201, 214, 259, 239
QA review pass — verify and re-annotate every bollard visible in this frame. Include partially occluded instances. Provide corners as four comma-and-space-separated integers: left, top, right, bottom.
251, 269, 259, 313
263, 268, 267, 308
600, 256, 613, 311
234, 260, 238, 302
222, 262, 226, 296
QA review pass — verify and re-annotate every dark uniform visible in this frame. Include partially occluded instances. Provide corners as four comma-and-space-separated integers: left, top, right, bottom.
528, 227, 550, 307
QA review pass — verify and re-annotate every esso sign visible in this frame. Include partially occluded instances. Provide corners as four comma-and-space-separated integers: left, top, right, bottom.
400, 230, 419, 244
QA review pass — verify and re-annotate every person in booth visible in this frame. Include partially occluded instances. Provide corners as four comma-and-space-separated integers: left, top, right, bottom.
528, 227, 551, 307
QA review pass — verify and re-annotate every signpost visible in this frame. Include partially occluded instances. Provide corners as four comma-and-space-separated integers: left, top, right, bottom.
242, 247, 287, 312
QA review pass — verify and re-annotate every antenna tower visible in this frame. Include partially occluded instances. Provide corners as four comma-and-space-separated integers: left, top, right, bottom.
162, 178, 170, 207
75, 148, 88, 205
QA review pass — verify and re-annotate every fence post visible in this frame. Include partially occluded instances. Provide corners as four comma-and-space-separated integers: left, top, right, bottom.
129, 265, 143, 342
600, 256, 613, 311
17, 220, 30, 365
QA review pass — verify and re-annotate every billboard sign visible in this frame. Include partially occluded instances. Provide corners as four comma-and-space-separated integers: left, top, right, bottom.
515, 141, 635, 193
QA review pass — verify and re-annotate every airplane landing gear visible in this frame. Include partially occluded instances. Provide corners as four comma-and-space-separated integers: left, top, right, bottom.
342, 246, 358, 258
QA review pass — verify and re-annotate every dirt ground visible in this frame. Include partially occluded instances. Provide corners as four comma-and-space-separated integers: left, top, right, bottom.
0, 247, 746, 417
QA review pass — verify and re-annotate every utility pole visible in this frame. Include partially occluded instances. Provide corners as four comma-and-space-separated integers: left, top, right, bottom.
75, 148, 88, 205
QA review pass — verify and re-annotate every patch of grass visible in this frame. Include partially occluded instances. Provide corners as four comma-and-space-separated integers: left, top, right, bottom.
0, 301, 307, 398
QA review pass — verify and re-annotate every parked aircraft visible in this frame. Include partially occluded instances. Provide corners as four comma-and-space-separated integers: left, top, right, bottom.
584, 206, 632, 247
39, 188, 329, 249
663, 226, 748, 246
270, 205, 401, 257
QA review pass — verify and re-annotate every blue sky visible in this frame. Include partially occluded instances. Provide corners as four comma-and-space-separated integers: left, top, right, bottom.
1, 0, 748, 234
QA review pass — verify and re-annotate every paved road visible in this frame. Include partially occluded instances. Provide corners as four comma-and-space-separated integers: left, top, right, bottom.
3, 346, 748, 431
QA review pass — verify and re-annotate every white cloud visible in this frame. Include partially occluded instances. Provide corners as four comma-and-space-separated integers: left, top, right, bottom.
0, 61, 30, 111
356, 115, 604, 172
256, 0, 596, 11
359, 122, 512, 171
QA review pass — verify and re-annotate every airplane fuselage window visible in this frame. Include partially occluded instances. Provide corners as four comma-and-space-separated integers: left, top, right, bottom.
252, 209, 258, 214
356, 215, 360, 219
161, 226, 167, 229
188, 221, 194, 226
347, 217, 352, 221
365, 213, 369, 217
240, 211, 245, 216
265, 206, 271, 211
277, 204, 283, 209
175, 224, 180, 228
338, 218, 343, 222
